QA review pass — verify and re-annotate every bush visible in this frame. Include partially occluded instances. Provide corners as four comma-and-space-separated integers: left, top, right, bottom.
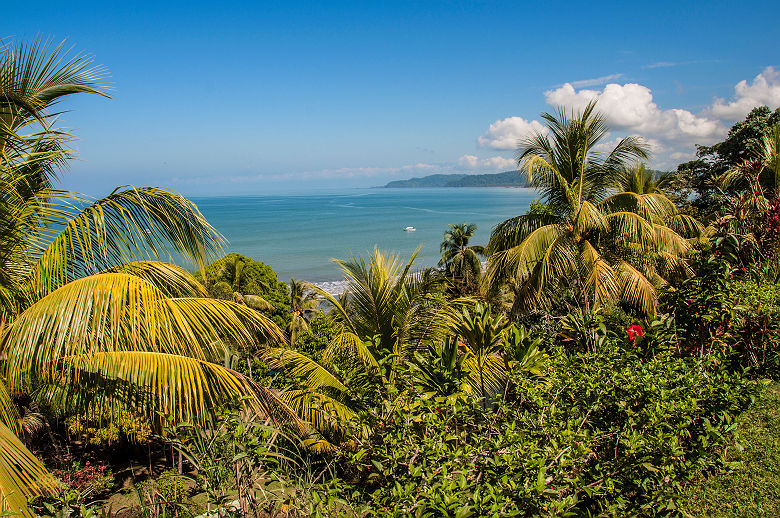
293, 314, 340, 361
326, 341, 757, 516
198, 253, 291, 328
52, 461, 114, 502
733, 279, 780, 375
137, 469, 192, 517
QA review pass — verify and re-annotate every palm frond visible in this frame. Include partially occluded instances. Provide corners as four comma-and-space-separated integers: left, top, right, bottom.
23, 187, 225, 298
279, 389, 355, 434
1, 273, 284, 392
103, 261, 208, 297
615, 260, 657, 314
321, 332, 378, 371
63, 351, 301, 430
0, 422, 58, 517
262, 348, 348, 393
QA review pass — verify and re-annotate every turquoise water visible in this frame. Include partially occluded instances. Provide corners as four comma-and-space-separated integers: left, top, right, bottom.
192, 188, 536, 285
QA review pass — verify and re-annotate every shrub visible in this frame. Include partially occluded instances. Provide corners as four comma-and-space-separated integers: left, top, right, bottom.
137, 469, 192, 517
52, 461, 114, 502
326, 342, 757, 516
198, 253, 291, 328
732, 279, 780, 375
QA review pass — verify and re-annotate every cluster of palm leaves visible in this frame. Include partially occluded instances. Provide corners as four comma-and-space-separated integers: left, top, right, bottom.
715, 124, 780, 258
262, 249, 443, 446
264, 248, 549, 448
287, 278, 319, 346
439, 223, 485, 292
0, 40, 295, 515
485, 101, 701, 316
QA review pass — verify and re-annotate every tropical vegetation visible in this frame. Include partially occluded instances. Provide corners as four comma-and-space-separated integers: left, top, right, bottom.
0, 39, 295, 516
3, 37, 780, 518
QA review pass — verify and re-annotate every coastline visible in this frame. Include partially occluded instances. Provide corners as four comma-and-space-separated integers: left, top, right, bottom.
310, 280, 349, 296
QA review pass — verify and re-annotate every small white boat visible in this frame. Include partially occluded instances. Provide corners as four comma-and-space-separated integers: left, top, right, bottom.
404, 226, 416, 232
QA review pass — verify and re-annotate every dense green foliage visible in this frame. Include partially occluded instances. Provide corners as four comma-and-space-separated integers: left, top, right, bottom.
330, 343, 755, 516
676, 106, 780, 218
199, 253, 291, 328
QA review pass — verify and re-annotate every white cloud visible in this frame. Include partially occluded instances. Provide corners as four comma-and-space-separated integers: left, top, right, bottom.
569, 73, 624, 88
477, 117, 547, 150
544, 82, 726, 145
458, 155, 516, 171
711, 66, 780, 120
458, 155, 480, 168
472, 66, 779, 172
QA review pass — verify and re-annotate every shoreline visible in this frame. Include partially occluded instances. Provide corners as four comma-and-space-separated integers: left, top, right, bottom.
310, 280, 349, 296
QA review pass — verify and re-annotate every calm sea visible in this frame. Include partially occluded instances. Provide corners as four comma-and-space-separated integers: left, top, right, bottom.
192, 188, 536, 288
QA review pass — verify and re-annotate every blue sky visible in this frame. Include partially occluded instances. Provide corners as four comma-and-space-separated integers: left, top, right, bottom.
6, 1, 780, 195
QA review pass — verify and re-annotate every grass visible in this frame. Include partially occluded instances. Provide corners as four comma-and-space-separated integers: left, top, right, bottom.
681, 382, 780, 517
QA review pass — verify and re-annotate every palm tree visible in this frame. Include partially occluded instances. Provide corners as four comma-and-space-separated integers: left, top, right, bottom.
287, 278, 319, 346
719, 124, 780, 200
0, 40, 297, 515
486, 101, 692, 315
439, 223, 485, 291
611, 163, 703, 238
262, 249, 445, 445
208, 254, 273, 310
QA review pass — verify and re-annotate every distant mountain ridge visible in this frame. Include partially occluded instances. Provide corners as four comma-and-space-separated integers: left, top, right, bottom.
383, 170, 529, 188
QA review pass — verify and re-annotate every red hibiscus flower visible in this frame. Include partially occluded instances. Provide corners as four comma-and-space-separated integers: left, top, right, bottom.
627, 324, 644, 343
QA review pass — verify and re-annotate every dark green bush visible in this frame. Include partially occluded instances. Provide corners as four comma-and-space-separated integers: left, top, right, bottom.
198, 253, 291, 328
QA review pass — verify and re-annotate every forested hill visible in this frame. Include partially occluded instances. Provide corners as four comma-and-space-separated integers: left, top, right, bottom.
383, 170, 529, 188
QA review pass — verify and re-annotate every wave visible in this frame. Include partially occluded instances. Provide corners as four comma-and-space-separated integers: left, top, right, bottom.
310, 280, 349, 296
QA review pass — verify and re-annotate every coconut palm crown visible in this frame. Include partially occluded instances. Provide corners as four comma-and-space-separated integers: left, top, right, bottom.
439, 223, 485, 287
486, 101, 693, 314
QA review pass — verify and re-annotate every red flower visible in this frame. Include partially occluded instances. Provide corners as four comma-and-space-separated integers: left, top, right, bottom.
627, 324, 644, 342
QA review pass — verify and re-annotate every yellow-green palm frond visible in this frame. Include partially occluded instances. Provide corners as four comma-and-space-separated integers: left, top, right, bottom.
0, 39, 108, 122
601, 191, 678, 223
654, 250, 693, 280
311, 247, 429, 355
652, 224, 691, 256
615, 260, 657, 314
0, 421, 58, 517
262, 348, 348, 393
279, 389, 356, 435
234, 293, 273, 311
497, 232, 577, 311
535, 232, 578, 296
321, 332, 378, 372
462, 354, 506, 398
1, 273, 284, 392
0, 383, 20, 435
580, 240, 619, 308
520, 153, 575, 211
63, 351, 300, 431
23, 186, 225, 298
666, 213, 705, 239
487, 213, 562, 256
574, 200, 608, 235
605, 211, 656, 248
486, 224, 565, 287
164, 297, 284, 348
103, 261, 208, 297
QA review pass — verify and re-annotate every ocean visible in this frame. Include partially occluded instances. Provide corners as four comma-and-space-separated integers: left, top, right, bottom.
192, 188, 536, 290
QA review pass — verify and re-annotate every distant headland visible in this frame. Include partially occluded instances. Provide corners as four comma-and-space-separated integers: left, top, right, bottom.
380, 170, 530, 188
